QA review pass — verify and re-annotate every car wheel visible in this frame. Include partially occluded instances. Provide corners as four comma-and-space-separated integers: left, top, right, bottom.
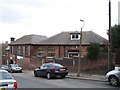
20, 70, 22, 73
61, 75, 66, 78
10, 69, 13, 73
34, 71, 38, 77
109, 76, 119, 87
47, 73, 51, 79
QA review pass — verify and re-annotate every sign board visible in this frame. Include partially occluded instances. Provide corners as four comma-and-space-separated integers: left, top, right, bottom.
17, 56, 23, 60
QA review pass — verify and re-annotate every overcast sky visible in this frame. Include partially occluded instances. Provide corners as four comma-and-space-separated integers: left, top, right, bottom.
0, 0, 120, 43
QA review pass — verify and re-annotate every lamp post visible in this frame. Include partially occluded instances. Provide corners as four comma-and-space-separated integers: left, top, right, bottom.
77, 19, 84, 77
108, 0, 112, 71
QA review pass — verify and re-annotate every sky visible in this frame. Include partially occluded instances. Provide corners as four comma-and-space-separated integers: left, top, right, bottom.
0, 0, 120, 43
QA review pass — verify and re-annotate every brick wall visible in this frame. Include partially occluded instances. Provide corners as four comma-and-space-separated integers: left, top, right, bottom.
53, 56, 108, 74
18, 53, 114, 75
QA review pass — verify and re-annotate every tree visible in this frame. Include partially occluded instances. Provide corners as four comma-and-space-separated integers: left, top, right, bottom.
110, 25, 120, 65
110, 25, 120, 51
87, 43, 100, 60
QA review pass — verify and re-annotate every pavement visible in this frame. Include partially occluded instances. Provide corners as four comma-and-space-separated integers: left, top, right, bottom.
67, 73, 106, 82
23, 70, 107, 82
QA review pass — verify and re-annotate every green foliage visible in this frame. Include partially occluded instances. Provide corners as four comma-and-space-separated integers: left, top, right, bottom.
110, 25, 120, 50
2, 42, 8, 55
87, 43, 100, 60
99, 46, 108, 53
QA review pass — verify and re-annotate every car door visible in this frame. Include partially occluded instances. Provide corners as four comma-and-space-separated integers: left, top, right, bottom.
36, 64, 45, 76
41, 64, 49, 76
118, 69, 120, 80
8, 64, 11, 72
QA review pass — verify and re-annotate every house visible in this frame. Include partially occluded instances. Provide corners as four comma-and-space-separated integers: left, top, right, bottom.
8, 31, 108, 65
8, 34, 48, 64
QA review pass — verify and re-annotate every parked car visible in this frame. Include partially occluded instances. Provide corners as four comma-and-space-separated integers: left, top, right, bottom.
8, 64, 22, 73
34, 63, 68, 79
106, 67, 120, 87
0, 65, 9, 71
0, 70, 18, 89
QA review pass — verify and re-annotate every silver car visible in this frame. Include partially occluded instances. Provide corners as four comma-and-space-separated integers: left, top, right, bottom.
0, 70, 18, 89
8, 64, 22, 73
106, 67, 120, 87
0, 65, 9, 71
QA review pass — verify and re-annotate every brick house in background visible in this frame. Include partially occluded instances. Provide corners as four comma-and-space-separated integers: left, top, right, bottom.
41, 31, 108, 58
9, 34, 48, 64
8, 31, 108, 65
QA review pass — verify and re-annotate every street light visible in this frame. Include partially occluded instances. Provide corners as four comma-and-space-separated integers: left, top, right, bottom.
77, 19, 84, 77
108, 0, 112, 71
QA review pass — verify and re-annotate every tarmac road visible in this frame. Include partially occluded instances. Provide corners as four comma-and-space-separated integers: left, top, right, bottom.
11, 71, 119, 89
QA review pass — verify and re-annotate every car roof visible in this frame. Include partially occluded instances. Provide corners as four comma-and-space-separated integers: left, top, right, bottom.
2, 65, 8, 66
46, 63, 63, 66
0, 69, 8, 72
47, 63, 60, 64
10, 64, 19, 66
10, 64, 18, 65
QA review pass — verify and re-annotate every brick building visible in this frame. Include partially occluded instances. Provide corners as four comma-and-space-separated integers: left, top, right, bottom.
8, 31, 108, 65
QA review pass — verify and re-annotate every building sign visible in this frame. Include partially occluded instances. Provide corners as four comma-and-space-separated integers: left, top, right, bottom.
67, 50, 79, 57
17, 56, 23, 60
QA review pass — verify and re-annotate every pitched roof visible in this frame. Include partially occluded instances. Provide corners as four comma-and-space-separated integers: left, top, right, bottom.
10, 34, 48, 45
10, 31, 108, 46
41, 31, 107, 45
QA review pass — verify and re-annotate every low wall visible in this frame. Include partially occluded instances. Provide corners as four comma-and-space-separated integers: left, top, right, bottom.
53, 57, 109, 74
17, 54, 114, 74
17, 56, 43, 70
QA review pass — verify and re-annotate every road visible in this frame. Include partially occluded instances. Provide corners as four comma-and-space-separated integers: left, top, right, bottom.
11, 71, 119, 88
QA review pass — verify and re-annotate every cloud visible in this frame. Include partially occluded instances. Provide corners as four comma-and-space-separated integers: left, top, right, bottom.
0, 6, 24, 23
0, 0, 119, 43
0, 0, 43, 23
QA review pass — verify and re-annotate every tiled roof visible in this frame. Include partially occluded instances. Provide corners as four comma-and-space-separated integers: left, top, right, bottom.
10, 31, 108, 45
41, 31, 107, 45
10, 34, 48, 45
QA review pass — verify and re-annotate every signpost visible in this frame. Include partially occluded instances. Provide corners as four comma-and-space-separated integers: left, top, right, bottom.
77, 19, 84, 77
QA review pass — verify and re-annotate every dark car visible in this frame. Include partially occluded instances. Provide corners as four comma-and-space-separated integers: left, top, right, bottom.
34, 63, 68, 79
8, 64, 22, 73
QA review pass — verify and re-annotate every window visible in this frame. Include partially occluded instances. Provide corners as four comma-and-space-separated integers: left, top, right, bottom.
72, 35, 75, 39
76, 34, 79, 38
13, 46, 18, 55
25, 46, 28, 57
20, 46, 23, 55
38, 48, 45, 56
10, 46, 13, 54
47, 48, 55, 57
71, 34, 80, 40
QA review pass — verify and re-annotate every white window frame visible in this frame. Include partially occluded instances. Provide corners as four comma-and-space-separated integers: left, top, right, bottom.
71, 34, 80, 40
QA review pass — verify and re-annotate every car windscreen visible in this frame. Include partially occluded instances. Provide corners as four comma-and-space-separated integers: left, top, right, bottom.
2, 65, 8, 68
52, 64, 63, 68
11, 64, 19, 67
0, 72, 13, 80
